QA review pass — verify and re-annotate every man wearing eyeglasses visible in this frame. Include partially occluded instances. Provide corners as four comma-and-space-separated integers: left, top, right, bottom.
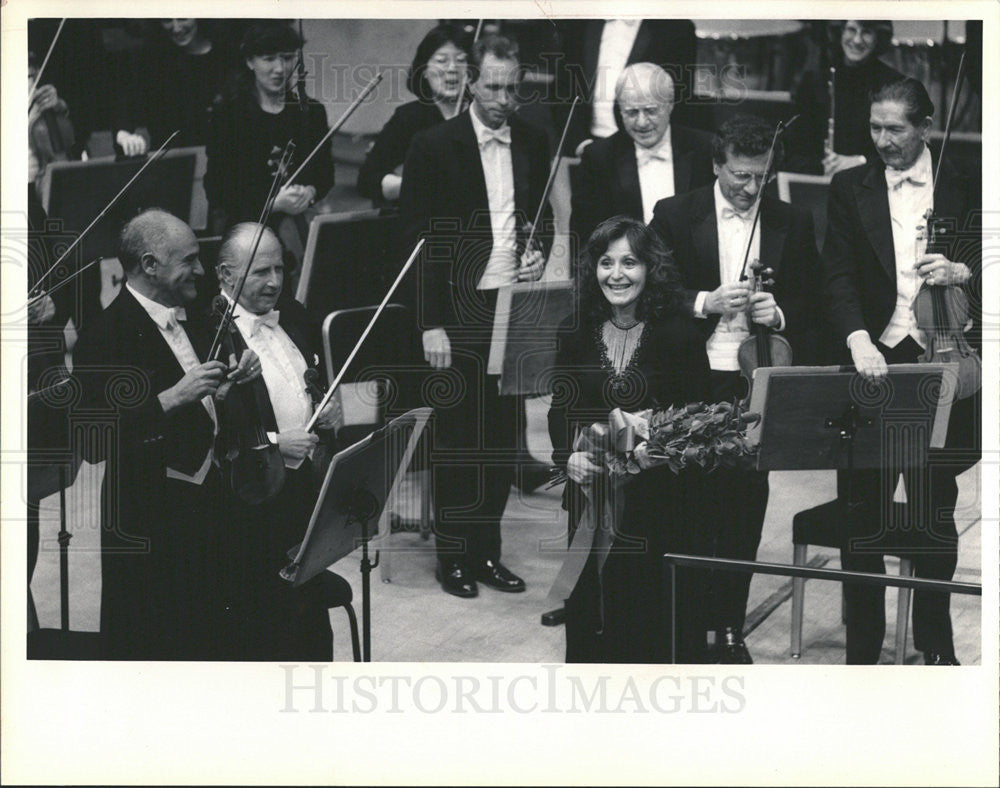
570, 62, 714, 251
649, 114, 822, 663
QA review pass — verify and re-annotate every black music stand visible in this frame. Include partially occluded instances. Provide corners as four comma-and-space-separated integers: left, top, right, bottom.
663, 363, 956, 662
279, 408, 431, 661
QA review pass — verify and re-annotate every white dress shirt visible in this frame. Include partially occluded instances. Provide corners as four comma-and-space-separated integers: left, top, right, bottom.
126, 284, 216, 484
591, 19, 641, 138
231, 303, 314, 470
635, 125, 675, 223
469, 107, 519, 290
879, 145, 934, 349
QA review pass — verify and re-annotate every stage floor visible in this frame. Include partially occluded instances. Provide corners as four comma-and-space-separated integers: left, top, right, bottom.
29, 396, 982, 665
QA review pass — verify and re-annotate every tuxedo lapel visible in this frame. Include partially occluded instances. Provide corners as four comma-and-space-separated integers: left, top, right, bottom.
855, 164, 896, 281
613, 134, 644, 220
932, 156, 971, 230
453, 114, 489, 221
758, 197, 789, 276
691, 189, 721, 290
116, 288, 188, 389
510, 119, 532, 222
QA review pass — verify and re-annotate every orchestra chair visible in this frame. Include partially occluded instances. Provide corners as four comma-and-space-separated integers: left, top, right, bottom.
312, 570, 362, 662
777, 171, 832, 242
791, 498, 914, 664
294, 208, 403, 324
322, 304, 431, 583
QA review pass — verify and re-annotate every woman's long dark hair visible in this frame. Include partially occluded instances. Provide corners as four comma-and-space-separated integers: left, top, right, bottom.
578, 215, 685, 325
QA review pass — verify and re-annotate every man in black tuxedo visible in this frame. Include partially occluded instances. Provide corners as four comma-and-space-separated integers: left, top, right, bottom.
823, 78, 981, 665
72, 209, 259, 659
570, 62, 714, 249
553, 19, 699, 155
400, 34, 551, 598
649, 114, 822, 662
213, 223, 342, 660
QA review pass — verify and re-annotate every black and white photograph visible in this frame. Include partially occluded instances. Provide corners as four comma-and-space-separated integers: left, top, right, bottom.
2, 1, 997, 784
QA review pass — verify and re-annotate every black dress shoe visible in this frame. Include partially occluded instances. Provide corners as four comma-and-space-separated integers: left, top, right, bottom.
924, 651, 960, 666
435, 562, 478, 598
475, 559, 526, 592
716, 627, 753, 665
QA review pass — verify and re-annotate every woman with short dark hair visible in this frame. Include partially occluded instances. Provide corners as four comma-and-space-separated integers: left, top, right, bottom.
357, 24, 469, 203
205, 21, 334, 230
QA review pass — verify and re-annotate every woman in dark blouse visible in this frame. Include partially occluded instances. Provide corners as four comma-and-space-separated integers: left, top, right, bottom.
785, 20, 906, 175
548, 216, 712, 663
356, 24, 469, 204
205, 22, 334, 230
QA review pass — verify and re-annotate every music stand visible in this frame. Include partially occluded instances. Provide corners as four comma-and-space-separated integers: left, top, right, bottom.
279, 408, 431, 661
747, 363, 956, 557
488, 279, 575, 395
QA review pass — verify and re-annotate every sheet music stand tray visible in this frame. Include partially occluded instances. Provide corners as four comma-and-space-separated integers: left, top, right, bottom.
747, 363, 956, 557
280, 407, 431, 661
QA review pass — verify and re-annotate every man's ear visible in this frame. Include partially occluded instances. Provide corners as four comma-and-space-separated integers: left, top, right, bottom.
139, 252, 158, 276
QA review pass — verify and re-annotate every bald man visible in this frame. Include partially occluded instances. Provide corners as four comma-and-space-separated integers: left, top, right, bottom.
213, 222, 340, 660
570, 62, 714, 250
72, 209, 259, 660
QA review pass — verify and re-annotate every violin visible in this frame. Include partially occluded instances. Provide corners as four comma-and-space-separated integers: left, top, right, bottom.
30, 100, 75, 167
912, 212, 981, 400
909, 48, 981, 400
731, 114, 800, 401
737, 260, 793, 401
210, 296, 286, 504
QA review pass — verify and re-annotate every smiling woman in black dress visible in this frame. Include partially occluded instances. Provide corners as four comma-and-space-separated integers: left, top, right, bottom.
548, 216, 712, 663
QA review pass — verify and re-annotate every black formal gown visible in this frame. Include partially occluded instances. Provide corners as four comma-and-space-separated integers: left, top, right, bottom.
547, 313, 712, 663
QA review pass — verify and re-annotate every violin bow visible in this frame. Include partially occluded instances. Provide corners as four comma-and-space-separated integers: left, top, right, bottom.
524, 95, 580, 255
27, 129, 181, 299
931, 49, 967, 203
304, 238, 424, 433
282, 72, 383, 188
737, 114, 799, 283
295, 20, 309, 113
451, 19, 485, 120
28, 18, 66, 105
207, 140, 296, 361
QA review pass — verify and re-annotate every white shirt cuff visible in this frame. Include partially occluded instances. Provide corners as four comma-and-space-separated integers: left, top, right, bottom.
846, 330, 869, 350
693, 291, 709, 318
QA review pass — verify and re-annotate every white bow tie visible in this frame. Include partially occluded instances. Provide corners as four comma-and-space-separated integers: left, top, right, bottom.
886, 164, 930, 191
477, 125, 511, 147
721, 205, 753, 222
249, 310, 280, 335
636, 147, 670, 167
163, 307, 187, 331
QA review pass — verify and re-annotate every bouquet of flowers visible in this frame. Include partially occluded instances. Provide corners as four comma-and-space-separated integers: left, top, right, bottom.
550, 400, 760, 487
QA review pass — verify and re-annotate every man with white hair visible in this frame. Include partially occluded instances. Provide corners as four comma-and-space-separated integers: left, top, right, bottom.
570, 62, 714, 249
213, 222, 342, 660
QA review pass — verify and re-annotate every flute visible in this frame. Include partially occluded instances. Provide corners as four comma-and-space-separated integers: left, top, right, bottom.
824, 66, 836, 156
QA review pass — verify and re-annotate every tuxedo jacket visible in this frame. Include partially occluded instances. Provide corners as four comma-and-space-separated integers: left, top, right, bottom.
72, 286, 223, 657
570, 126, 715, 248
649, 184, 823, 364
553, 19, 699, 151
823, 156, 982, 352
399, 110, 552, 333
219, 295, 326, 435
